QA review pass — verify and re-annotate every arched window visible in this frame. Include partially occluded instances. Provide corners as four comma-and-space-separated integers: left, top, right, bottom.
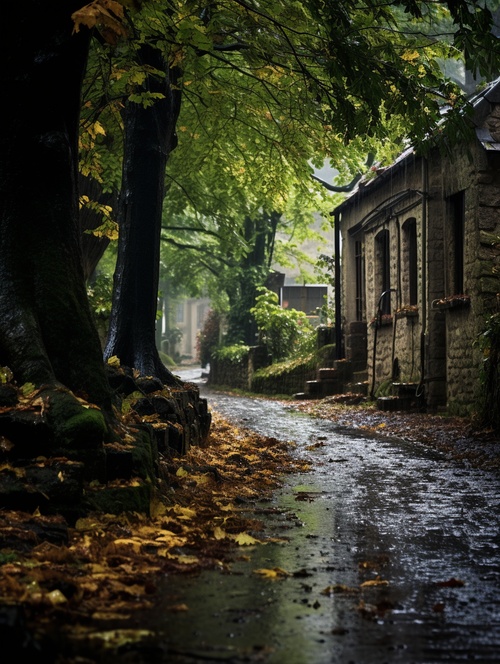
375, 229, 391, 314
448, 191, 465, 294
355, 240, 365, 321
403, 218, 418, 305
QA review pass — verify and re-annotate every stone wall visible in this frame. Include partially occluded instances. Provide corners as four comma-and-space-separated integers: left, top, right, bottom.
445, 307, 480, 414
250, 363, 317, 395
208, 355, 249, 390
207, 346, 270, 391
208, 334, 335, 396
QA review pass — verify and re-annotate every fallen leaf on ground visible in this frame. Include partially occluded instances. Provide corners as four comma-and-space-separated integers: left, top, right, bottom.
360, 577, 389, 588
253, 567, 290, 579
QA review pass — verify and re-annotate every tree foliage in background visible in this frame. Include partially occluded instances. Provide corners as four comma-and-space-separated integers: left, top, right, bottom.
149, 0, 500, 354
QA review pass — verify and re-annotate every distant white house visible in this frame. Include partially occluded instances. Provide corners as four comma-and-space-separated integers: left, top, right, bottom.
157, 294, 210, 362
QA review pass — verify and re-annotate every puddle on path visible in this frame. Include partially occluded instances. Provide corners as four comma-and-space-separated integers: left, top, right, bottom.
154, 371, 500, 663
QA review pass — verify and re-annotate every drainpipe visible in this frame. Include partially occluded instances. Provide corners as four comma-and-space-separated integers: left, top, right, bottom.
418, 157, 428, 400
393, 218, 402, 379
334, 210, 343, 359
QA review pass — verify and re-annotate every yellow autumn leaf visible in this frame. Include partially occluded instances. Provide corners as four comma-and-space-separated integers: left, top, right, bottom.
149, 497, 169, 518
214, 501, 237, 512
47, 589, 68, 605
213, 526, 228, 540
360, 578, 389, 588
136, 525, 165, 538
154, 532, 186, 547
173, 505, 197, 520
191, 473, 209, 485
107, 355, 120, 367
0, 463, 26, 478
112, 538, 142, 553
401, 49, 420, 62
88, 121, 106, 139
176, 467, 189, 477
168, 554, 199, 565
232, 532, 261, 546
253, 567, 290, 579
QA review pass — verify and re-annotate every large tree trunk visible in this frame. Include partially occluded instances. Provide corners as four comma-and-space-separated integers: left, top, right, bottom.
0, 1, 112, 447
104, 45, 182, 386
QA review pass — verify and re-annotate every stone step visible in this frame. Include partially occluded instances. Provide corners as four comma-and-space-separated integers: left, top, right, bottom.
83, 483, 153, 516
345, 381, 368, 396
317, 367, 339, 380
320, 379, 344, 396
307, 379, 344, 397
392, 382, 420, 397
377, 396, 413, 412
292, 392, 316, 400
332, 360, 353, 380
305, 380, 324, 397
352, 370, 369, 383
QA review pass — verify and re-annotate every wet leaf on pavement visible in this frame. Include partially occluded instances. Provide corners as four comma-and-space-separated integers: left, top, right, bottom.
253, 567, 290, 579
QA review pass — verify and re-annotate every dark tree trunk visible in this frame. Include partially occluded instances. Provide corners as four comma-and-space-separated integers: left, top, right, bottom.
104, 45, 182, 386
0, 1, 112, 445
226, 212, 280, 345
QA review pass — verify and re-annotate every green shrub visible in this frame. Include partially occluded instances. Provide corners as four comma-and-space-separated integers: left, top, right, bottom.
250, 287, 315, 362
87, 273, 113, 321
213, 343, 250, 364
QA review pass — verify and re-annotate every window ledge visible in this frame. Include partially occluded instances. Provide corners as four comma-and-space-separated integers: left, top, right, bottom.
395, 306, 419, 319
431, 295, 470, 311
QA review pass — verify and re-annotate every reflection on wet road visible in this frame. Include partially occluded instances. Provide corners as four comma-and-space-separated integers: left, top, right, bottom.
160, 370, 500, 663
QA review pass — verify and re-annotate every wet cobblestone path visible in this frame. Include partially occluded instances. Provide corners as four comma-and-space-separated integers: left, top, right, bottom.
161, 372, 500, 663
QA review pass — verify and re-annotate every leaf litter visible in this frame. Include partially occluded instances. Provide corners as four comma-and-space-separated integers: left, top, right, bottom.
0, 410, 310, 658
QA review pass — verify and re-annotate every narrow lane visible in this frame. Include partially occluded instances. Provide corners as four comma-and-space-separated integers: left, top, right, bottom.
159, 369, 500, 663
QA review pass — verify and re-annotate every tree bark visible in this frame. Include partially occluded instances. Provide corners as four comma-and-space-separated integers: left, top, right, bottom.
226, 212, 280, 345
0, 1, 112, 444
104, 44, 182, 385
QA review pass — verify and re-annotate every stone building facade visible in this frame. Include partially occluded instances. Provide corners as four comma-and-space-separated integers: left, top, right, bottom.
333, 79, 500, 413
